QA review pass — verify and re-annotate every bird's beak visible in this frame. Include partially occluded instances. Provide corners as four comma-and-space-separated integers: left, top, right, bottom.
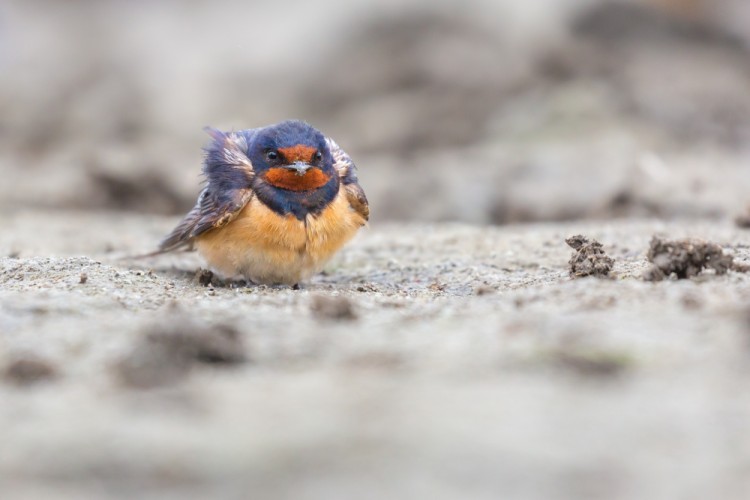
286, 161, 312, 176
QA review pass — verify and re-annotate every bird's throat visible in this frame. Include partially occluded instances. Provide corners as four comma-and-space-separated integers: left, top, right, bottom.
264, 168, 330, 191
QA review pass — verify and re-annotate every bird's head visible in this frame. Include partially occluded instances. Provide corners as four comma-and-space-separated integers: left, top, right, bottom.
250, 120, 336, 192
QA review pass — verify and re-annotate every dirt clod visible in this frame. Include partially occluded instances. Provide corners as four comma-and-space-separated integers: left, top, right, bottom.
79, 272, 88, 284
643, 236, 745, 281
116, 321, 246, 388
3, 356, 59, 386
566, 235, 614, 278
552, 349, 631, 378
474, 285, 496, 296
311, 295, 357, 321
736, 209, 750, 228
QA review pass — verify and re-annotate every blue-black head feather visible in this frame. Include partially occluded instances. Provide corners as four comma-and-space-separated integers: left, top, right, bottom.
202, 120, 339, 220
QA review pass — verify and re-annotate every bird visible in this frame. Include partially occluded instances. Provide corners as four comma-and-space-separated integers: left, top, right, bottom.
157, 120, 369, 286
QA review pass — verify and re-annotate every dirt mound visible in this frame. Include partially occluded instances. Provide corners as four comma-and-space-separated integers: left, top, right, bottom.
643, 236, 748, 281
736, 208, 750, 228
310, 295, 358, 321
2, 356, 59, 386
566, 235, 614, 278
115, 320, 247, 388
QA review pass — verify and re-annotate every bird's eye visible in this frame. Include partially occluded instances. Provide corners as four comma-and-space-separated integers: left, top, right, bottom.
314, 151, 323, 162
266, 150, 278, 161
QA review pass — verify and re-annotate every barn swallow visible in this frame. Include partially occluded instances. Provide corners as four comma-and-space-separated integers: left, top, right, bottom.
158, 120, 369, 286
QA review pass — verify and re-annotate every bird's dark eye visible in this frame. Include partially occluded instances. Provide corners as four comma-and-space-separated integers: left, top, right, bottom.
266, 150, 278, 161
314, 151, 323, 162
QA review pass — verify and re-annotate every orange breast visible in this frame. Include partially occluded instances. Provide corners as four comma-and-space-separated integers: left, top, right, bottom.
194, 187, 367, 284
264, 168, 330, 191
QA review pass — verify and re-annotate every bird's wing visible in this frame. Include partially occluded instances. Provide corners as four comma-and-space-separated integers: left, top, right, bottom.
326, 137, 369, 222
158, 128, 256, 252
158, 187, 254, 252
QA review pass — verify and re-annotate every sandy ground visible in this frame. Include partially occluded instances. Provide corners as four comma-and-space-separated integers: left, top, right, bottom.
2, 209, 750, 499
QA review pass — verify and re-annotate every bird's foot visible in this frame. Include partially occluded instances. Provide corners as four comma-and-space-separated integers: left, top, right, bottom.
195, 269, 215, 287
195, 269, 259, 289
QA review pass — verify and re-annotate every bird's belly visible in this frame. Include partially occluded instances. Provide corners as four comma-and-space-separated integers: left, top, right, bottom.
195, 189, 365, 284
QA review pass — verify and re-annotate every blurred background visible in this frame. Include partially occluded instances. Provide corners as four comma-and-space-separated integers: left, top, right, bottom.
1, 0, 749, 224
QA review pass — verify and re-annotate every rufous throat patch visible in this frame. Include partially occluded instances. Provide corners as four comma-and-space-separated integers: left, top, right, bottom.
265, 167, 330, 191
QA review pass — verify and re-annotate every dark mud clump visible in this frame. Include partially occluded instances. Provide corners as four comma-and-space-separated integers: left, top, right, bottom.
116, 321, 246, 388
474, 284, 496, 296
311, 295, 358, 321
552, 348, 632, 379
566, 235, 615, 278
3, 356, 59, 386
643, 236, 748, 281
736, 208, 750, 228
